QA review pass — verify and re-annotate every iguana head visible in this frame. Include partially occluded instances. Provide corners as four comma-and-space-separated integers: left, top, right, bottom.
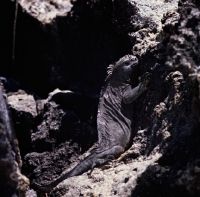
106, 55, 138, 82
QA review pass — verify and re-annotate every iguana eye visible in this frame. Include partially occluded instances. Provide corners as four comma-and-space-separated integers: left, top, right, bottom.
124, 61, 130, 66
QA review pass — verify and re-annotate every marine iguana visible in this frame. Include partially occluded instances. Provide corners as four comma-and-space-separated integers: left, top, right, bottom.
32, 55, 151, 193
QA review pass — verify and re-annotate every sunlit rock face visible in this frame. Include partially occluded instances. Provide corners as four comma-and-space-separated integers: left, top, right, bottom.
18, 0, 73, 24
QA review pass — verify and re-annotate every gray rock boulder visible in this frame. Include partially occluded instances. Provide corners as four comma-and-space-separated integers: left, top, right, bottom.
8, 92, 37, 158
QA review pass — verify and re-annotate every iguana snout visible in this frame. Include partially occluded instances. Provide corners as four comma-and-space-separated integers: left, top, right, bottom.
130, 57, 138, 68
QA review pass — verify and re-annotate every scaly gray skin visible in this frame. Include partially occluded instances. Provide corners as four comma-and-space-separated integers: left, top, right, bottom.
32, 55, 151, 193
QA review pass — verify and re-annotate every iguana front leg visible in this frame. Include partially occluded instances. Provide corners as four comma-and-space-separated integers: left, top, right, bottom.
123, 72, 151, 104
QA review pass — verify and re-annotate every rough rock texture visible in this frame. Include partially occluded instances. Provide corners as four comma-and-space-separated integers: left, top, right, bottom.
30, 89, 97, 153
48, 153, 162, 197
18, 0, 73, 24
2, 0, 200, 196
23, 89, 98, 185
8, 92, 37, 158
0, 83, 29, 197
125, 0, 179, 56
47, 1, 200, 196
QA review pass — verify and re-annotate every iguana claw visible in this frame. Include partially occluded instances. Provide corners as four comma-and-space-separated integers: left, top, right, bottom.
140, 72, 152, 87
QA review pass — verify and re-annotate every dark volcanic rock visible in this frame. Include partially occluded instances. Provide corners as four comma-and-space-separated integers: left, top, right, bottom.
7, 92, 37, 158
166, 2, 200, 76
46, 89, 98, 121
24, 141, 82, 184
0, 116, 18, 197
0, 82, 29, 197
46, 1, 200, 197
24, 89, 98, 184
2, 0, 200, 196
31, 89, 98, 153
130, 70, 200, 197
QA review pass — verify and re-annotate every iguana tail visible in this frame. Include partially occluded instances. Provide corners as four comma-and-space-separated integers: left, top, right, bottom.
32, 151, 98, 193
32, 144, 125, 193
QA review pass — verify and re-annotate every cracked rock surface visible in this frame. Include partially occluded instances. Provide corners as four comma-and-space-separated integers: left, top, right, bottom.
1, 0, 200, 196
23, 89, 98, 186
